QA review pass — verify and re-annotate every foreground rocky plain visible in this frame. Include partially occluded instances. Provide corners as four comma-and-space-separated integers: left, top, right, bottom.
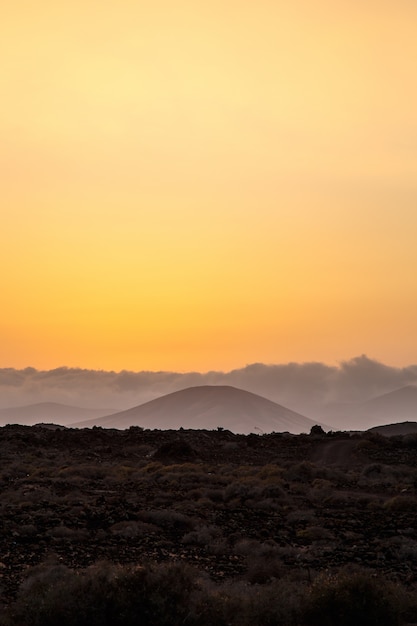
2, 423, 417, 624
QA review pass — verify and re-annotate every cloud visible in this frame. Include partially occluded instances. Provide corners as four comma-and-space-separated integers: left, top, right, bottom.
1, 357, 417, 419
335, 355, 417, 401
223, 361, 338, 407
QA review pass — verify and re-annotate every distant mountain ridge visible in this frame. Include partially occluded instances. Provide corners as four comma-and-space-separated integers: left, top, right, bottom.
3, 384, 416, 432
360, 385, 417, 412
0, 402, 116, 427
340, 385, 417, 429
70, 385, 330, 434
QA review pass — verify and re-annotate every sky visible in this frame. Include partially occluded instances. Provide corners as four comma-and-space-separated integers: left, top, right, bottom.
1, 0, 417, 372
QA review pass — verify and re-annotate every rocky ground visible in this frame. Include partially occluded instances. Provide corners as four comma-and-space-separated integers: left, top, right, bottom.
1, 424, 417, 610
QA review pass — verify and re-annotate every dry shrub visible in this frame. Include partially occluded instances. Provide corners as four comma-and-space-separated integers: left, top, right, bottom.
57, 464, 107, 481
286, 509, 316, 525
303, 568, 401, 626
47, 525, 86, 540
235, 540, 284, 584
238, 577, 306, 625
224, 481, 252, 503
284, 461, 317, 482
109, 520, 158, 538
245, 553, 284, 584
202, 488, 224, 503
4, 560, 201, 626
257, 464, 284, 480
250, 497, 281, 512
16, 524, 37, 537
139, 509, 196, 531
384, 495, 417, 512
0, 559, 409, 626
296, 525, 334, 543
181, 524, 222, 546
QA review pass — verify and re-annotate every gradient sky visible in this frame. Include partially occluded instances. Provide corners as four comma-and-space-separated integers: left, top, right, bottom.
1, 0, 417, 372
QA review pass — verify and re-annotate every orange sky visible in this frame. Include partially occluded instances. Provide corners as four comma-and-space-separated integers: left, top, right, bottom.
1, 0, 417, 372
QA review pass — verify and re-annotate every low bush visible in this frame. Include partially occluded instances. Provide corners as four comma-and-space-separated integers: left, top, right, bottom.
3, 560, 200, 626
384, 495, 417, 511
0, 560, 410, 626
303, 568, 401, 626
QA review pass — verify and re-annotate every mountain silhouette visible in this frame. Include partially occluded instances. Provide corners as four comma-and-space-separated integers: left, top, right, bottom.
71, 385, 329, 434
0, 402, 116, 427
368, 421, 417, 436
346, 385, 417, 429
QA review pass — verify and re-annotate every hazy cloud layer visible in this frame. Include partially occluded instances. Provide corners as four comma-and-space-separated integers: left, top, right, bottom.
1, 357, 417, 420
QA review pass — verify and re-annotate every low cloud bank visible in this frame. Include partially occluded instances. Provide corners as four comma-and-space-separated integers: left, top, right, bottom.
1, 357, 417, 421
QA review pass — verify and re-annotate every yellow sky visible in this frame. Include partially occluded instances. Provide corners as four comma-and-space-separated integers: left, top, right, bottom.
1, 0, 417, 371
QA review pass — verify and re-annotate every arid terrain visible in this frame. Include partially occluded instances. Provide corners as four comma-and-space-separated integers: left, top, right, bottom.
1, 423, 417, 625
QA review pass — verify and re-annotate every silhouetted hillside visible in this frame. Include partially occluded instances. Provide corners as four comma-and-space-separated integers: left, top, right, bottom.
368, 421, 417, 436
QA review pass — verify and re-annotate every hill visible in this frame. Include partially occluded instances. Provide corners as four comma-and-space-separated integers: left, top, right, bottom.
345, 385, 417, 429
0, 402, 116, 427
368, 421, 417, 436
71, 385, 328, 434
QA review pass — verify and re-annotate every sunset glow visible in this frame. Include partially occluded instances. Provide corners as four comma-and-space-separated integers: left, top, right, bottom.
2, 0, 417, 371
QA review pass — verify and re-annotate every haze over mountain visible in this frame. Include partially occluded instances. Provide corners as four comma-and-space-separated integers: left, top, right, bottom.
2, 357, 417, 431
325, 385, 417, 430
358, 385, 417, 421
0, 403, 116, 427
71, 386, 327, 435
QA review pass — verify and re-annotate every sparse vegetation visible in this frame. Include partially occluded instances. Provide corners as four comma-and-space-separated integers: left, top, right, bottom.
1, 424, 417, 624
